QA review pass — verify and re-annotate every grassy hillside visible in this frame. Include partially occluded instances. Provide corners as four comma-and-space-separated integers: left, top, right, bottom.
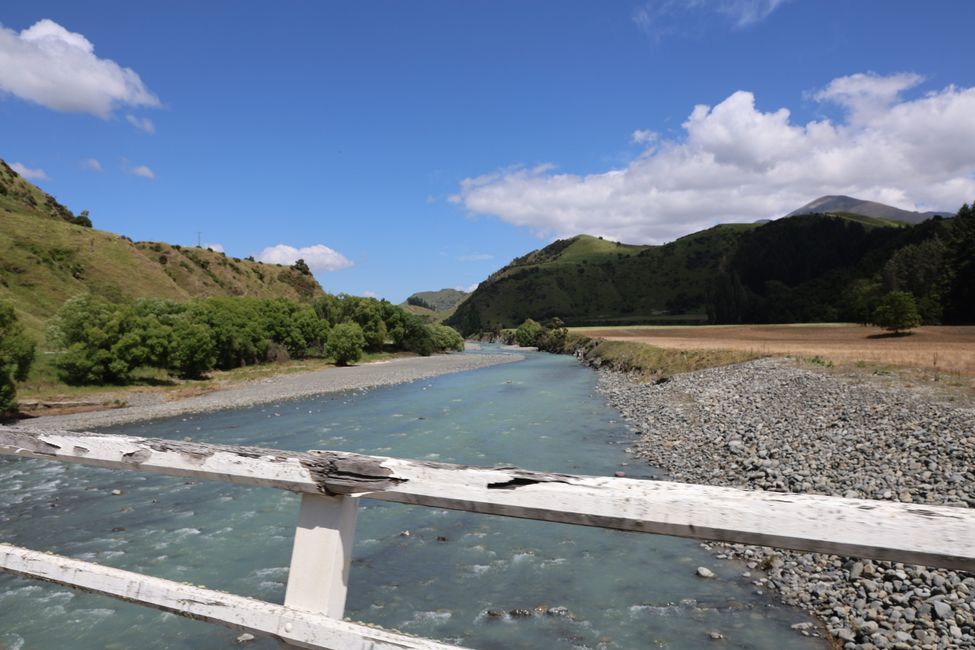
0, 160, 323, 339
448, 211, 963, 334
449, 227, 755, 332
403, 288, 469, 312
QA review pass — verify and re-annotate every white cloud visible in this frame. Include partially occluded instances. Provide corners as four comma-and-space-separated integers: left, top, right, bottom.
362, 290, 378, 298
10, 162, 48, 181
458, 253, 494, 262
453, 73, 975, 244
634, 0, 788, 39
130, 165, 155, 180
203, 243, 224, 253
257, 244, 354, 272
80, 158, 102, 172
0, 19, 160, 117
631, 129, 658, 145
126, 114, 155, 134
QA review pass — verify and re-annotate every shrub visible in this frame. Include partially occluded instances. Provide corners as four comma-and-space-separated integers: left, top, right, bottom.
169, 319, 216, 379
328, 322, 366, 366
427, 324, 464, 352
514, 319, 544, 347
872, 291, 922, 334
0, 302, 35, 413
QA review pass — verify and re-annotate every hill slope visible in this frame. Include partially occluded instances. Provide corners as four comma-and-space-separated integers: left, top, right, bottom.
448, 228, 755, 332
448, 211, 961, 334
403, 288, 469, 312
0, 160, 323, 336
788, 195, 951, 225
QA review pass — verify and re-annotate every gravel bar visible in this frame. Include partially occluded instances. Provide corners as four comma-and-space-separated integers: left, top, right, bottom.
598, 357, 975, 649
25, 352, 522, 430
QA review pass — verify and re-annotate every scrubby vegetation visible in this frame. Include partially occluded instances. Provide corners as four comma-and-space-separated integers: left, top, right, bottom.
45, 293, 466, 385
0, 301, 35, 413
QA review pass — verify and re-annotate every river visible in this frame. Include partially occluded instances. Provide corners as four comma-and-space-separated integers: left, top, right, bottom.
0, 347, 823, 649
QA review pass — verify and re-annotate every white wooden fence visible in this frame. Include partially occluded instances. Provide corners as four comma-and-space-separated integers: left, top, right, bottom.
1, 425, 973, 648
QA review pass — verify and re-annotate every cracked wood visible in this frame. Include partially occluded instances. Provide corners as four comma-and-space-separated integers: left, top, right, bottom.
2, 425, 974, 569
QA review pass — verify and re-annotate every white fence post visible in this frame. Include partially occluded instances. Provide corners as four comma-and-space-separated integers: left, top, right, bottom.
284, 494, 359, 619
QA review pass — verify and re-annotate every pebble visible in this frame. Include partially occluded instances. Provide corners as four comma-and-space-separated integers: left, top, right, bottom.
596, 357, 975, 649
697, 567, 717, 579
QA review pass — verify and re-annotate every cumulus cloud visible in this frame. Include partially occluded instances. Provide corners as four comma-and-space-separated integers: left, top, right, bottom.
203, 243, 224, 253
80, 158, 102, 172
0, 19, 159, 117
10, 162, 48, 181
257, 244, 354, 272
125, 114, 155, 133
130, 165, 155, 179
452, 73, 975, 244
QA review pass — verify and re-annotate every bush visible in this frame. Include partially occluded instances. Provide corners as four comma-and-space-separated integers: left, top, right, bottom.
872, 291, 922, 334
427, 324, 464, 352
328, 322, 366, 366
514, 319, 544, 347
0, 302, 35, 413
169, 319, 216, 379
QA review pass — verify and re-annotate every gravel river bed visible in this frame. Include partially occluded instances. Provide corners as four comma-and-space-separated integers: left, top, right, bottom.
597, 357, 975, 649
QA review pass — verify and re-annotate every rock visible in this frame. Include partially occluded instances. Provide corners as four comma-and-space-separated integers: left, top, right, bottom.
546, 606, 570, 617
696, 567, 716, 579
509, 608, 533, 618
235, 633, 255, 644
595, 357, 975, 650
110, 489, 123, 496
930, 599, 952, 620
708, 631, 724, 640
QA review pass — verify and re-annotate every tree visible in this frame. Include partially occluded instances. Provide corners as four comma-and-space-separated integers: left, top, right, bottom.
0, 302, 35, 413
291, 258, 312, 275
328, 322, 366, 366
872, 291, 922, 334
169, 319, 216, 379
943, 203, 975, 323
514, 319, 544, 347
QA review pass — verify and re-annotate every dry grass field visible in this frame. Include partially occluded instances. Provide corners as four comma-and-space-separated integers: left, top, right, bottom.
574, 324, 975, 377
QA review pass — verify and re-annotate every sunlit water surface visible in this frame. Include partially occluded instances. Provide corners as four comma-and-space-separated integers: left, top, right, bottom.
0, 347, 823, 649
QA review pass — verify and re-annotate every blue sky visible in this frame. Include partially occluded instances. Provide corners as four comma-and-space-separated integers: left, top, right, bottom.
2, 1, 974, 302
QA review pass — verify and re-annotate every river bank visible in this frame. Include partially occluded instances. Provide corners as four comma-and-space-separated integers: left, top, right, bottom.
597, 357, 975, 649
21, 351, 521, 430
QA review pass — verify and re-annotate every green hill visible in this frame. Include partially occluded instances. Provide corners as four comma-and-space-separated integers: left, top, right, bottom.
449, 227, 755, 332
448, 211, 966, 334
0, 159, 323, 338
404, 288, 469, 313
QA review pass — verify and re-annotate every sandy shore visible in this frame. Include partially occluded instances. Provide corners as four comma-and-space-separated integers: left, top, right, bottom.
23, 352, 522, 430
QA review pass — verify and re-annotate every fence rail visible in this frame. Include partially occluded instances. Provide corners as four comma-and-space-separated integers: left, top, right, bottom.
1, 425, 974, 649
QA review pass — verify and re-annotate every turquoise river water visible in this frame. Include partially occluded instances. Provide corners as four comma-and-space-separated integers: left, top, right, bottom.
0, 347, 824, 649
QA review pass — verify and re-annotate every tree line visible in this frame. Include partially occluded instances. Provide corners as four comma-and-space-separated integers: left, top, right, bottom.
0, 293, 465, 413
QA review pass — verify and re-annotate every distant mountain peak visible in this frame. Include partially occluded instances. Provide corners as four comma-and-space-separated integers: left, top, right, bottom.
787, 195, 951, 225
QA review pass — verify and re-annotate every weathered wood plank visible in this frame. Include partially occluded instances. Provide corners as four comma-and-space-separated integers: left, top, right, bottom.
0, 543, 464, 650
2, 426, 974, 570
285, 494, 359, 619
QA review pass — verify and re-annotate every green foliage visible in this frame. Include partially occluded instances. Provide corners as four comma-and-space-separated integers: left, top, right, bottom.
943, 203, 975, 323
328, 322, 366, 366
291, 258, 312, 275
514, 319, 544, 347
406, 295, 435, 310
169, 319, 216, 379
872, 291, 922, 334
536, 318, 568, 352
0, 302, 35, 412
426, 324, 464, 352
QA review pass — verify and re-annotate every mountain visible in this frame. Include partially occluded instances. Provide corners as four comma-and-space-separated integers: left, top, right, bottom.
0, 159, 324, 336
404, 288, 469, 313
448, 226, 755, 332
788, 195, 952, 225
447, 209, 963, 334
